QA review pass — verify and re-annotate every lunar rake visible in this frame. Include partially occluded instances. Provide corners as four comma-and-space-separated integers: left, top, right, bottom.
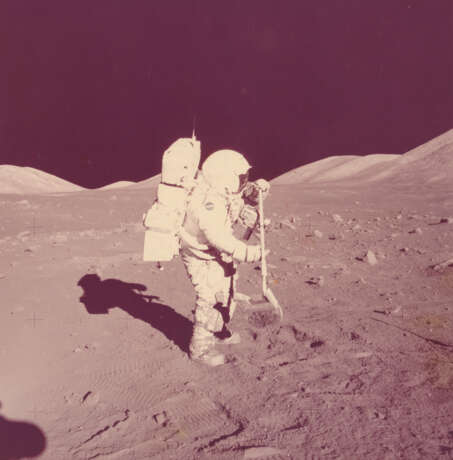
249, 189, 283, 319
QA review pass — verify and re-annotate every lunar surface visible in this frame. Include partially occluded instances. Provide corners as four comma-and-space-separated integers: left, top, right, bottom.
1, 130, 452, 459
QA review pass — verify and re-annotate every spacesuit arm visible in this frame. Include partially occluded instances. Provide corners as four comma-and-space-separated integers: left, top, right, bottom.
198, 197, 261, 262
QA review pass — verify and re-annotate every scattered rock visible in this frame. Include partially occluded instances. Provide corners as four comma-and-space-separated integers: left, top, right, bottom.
354, 352, 373, 359
17, 231, 32, 241
281, 255, 306, 264
243, 446, 284, 459
310, 339, 325, 348
357, 250, 378, 265
432, 258, 453, 272
307, 276, 324, 286
440, 217, 453, 224
53, 233, 69, 243
153, 411, 168, 426
81, 391, 100, 406
366, 250, 378, 266
280, 220, 296, 230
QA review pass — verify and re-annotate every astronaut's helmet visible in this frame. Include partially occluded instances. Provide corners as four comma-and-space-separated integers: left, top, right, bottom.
201, 149, 251, 195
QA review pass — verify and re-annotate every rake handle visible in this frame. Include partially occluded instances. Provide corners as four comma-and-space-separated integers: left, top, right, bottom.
258, 189, 267, 293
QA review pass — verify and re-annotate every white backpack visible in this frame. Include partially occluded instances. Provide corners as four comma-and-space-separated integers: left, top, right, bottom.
143, 134, 201, 262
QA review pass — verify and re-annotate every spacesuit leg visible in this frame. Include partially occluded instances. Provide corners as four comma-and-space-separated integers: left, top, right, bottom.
181, 253, 229, 359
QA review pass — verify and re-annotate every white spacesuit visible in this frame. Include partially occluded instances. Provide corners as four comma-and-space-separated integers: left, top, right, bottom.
179, 149, 269, 366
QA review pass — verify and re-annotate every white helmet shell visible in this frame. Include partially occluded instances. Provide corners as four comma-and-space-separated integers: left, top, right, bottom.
201, 149, 251, 194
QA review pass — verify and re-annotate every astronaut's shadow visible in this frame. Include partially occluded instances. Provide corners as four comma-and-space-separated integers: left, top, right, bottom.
77, 274, 193, 354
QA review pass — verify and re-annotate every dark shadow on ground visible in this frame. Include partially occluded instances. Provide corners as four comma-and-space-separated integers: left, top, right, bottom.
77, 274, 193, 353
0, 404, 46, 460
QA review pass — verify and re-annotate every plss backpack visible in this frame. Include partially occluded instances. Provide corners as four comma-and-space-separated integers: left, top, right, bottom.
143, 134, 201, 262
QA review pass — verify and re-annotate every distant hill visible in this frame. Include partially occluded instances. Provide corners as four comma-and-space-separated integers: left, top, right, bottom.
271, 129, 453, 186
0, 165, 84, 194
129, 174, 161, 189
97, 180, 136, 190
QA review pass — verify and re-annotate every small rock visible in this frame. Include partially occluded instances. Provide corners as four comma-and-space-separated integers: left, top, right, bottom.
153, 411, 168, 426
281, 255, 306, 264
53, 233, 68, 243
396, 214, 403, 220
332, 214, 343, 223
17, 231, 31, 241
81, 391, 99, 406
440, 217, 453, 224
313, 230, 323, 238
243, 447, 285, 459
280, 220, 296, 230
354, 352, 373, 359
307, 276, 324, 286
432, 258, 453, 271
366, 250, 378, 266
353, 224, 361, 231
409, 228, 423, 235
400, 247, 409, 253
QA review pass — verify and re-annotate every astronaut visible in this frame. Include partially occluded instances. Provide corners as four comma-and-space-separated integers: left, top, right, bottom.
179, 149, 270, 366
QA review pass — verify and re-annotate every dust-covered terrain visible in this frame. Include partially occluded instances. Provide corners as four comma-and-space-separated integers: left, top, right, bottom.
1, 131, 453, 459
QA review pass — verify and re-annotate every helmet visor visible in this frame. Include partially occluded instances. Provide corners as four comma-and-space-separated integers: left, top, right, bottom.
238, 171, 249, 192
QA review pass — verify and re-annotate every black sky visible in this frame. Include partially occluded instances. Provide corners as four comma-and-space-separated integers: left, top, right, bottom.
1, 0, 452, 188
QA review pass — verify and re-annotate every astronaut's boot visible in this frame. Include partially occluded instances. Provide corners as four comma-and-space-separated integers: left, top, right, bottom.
190, 326, 225, 366
192, 349, 226, 367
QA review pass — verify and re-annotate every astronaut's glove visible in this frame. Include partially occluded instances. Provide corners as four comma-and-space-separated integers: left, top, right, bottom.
239, 204, 259, 228
254, 178, 270, 194
243, 179, 270, 206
